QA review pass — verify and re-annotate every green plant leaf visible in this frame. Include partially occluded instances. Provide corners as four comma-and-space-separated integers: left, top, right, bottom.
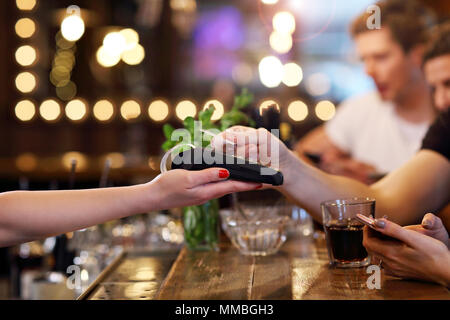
199, 105, 214, 124
183, 116, 195, 137
161, 140, 176, 152
163, 124, 175, 139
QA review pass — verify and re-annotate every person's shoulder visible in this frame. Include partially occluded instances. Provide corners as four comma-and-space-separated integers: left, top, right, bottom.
336, 91, 386, 116
339, 91, 384, 108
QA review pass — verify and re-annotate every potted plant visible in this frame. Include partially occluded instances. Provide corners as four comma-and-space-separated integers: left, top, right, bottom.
161, 89, 255, 250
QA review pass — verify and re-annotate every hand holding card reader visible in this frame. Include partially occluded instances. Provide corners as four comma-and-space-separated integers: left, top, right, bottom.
170, 148, 284, 186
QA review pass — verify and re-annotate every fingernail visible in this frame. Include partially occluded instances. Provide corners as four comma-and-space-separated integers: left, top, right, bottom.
255, 184, 263, 189
219, 170, 229, 178
374, 219, 386, 229
422, 219, 433, 229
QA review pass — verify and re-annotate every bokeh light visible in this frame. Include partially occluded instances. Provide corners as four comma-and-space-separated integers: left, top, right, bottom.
15, 18, 36, 38
175, 100, 197, 120
170, 0, 197, 12
148, 157, 158, 170
39, 99, 61, 121
61, 15, 85, 41
55, 31, 75, 50
259, 99, 280, 116
315, 100, 336, 121
269, 31, 292, 54
121, 44, 145, 65
120, 100, 141, 120
93, 100, 114, 122
231, 62, 253, 85
258, 56, 283, 88
273, 12, 296, 35
62, 152, 88, 172
282, 63, 303, 87
203, 99, 224, 121
287, 101, 308, 121
16, 0, 36, 11
15, 45, 37, 66
148, 100, 169, 122
96, 46, 121, 68
50, 65, 71, 85
15, 72, 36, 93
15, 100, 36, 121
119, 28, 139, 50
16, 153, 38, 172
56, 80, 77, 101
103, 32, 126, 55
262, 0, 278, 4
103, 152, 125, 169
65, 99, 87, 121
306, 73, 332, 96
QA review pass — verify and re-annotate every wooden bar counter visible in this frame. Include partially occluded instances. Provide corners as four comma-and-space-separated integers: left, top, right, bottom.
82, 233, 449, 300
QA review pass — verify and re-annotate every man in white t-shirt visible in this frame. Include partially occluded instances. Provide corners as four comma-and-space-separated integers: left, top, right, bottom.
295, 0, 436, 183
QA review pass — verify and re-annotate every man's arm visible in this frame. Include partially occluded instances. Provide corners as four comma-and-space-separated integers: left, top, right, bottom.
279, 149, 450, 225
294, 125, 335, 159
295, 125, 378, 183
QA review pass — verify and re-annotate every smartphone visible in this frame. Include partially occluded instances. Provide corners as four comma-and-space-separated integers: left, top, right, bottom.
355, 214, 377, 230
355, 214, 397, 241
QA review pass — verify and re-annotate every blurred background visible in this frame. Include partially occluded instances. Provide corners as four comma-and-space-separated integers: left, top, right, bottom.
0, 0, 449, 299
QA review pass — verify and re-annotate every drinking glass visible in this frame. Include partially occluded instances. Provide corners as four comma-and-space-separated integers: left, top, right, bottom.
321, 198, 375, 268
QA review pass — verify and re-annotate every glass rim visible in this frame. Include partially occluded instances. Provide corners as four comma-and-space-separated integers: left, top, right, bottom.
320, 197, 375, 207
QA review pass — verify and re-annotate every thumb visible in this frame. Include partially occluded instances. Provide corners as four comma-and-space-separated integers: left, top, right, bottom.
421, 213, 442, 230
372, 218, 426, 249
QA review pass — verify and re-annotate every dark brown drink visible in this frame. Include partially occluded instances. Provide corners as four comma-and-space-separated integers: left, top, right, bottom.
324, 224, 368, 263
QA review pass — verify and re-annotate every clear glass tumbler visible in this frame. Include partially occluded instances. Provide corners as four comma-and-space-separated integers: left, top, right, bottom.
321, 198, 375, 268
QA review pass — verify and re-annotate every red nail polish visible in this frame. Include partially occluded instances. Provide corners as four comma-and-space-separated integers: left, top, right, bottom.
219, 170, 229, 178
255, 184, 263, 189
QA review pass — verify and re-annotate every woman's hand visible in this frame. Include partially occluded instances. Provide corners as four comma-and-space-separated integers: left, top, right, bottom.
404, 213, 449, 247
147, 168, 262, 211
211, 126, 298, 187
363, 218, 450, 286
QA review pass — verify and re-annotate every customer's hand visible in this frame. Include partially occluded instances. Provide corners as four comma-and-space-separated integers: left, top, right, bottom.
211, 126, 297, 186
363, 218, 450, 286
148, 168, 262, 210
404, 213, 449, 247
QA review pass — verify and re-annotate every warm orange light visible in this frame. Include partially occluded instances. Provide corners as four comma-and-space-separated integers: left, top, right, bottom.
287, 101, 308, 121
148, 100, 169, 121
273, 11, 296, 34
259, 99, 280, 116
203, 99, 224, 120
93, 100, 114, 122
103, 152, 125, 169
15, 45, 37, 66
15, 72, 36, 93
15, 100, 36, 121
39, 99, 61, 121
62, 152, 88, 172
15, 18, 36, 38
16, 153, 38, 172
175, 100, 196, 120
120, 100, 141, 120
65, 99, 87, 121
121, 44, 145, 65
315, 100, 336, 121
16, 0, 36, 11
282, 63, 303, 87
